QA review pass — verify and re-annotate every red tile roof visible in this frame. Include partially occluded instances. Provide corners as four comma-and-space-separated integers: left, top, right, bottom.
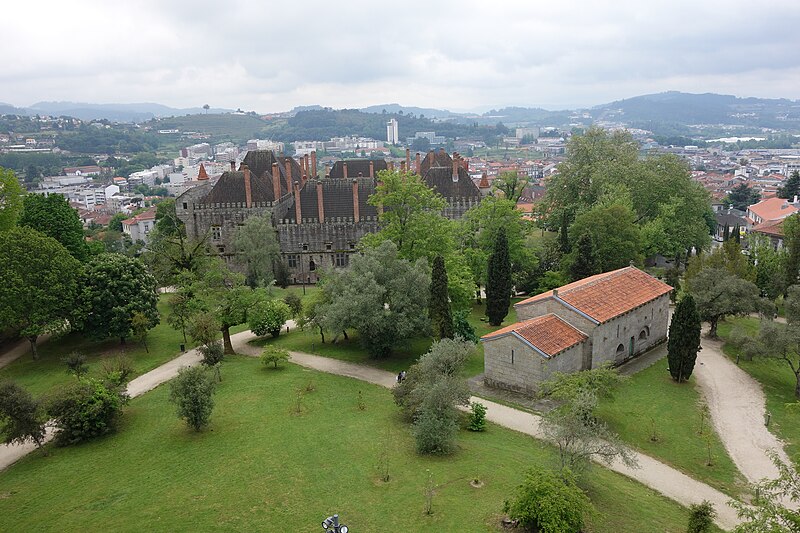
482, 314, 587, 358
122, 207, 157, 226
748, 197, 798, 222
516, 266, 672, 323
751, 218, 786, 238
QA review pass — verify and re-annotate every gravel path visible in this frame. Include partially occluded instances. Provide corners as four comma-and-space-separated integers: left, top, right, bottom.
694, 330, 791, 486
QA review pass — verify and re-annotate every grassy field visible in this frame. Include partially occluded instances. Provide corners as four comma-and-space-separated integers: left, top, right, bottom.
255, 299, 521, 377
597, 362, 744, 497
0, 357, 721, 532
718, 317, 800, 458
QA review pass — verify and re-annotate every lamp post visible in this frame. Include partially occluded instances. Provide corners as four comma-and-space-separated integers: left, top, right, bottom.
322, 514, 348, 533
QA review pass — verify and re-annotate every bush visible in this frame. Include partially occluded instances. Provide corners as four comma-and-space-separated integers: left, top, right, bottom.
0, 381, 47, 449
47, 379, 125, 446
412, 404, 459, 455
101, 356, 134, 387
467, 402, 487, 432
283, 293, 303, 319
687, 500, 716, 533
61, 352, 88, 378
199, 341, 224, 366
169, 366, 216, 431
452, 310, 479, 343
261, 345, 290, 369
249, 299, 292, 338
503, 467, 593, 533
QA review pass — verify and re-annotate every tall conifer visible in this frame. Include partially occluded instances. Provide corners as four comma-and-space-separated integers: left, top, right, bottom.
667, 294, 702, 383
429, 255, 454, 340
486, 227, 512, 326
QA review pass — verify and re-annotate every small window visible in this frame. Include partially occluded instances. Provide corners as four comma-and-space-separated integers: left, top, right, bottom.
335, 253, 348, 267
302, 243, 309, 251
182, 202, 188, 210
287, 255, 298, 268
309, 259, 316, 272
349, 242, 356, 250
212, 225, 222, 241
511, 349, 515, 364
616, 344, 625, 355
326, 243, 332, 251
217, 245, 225, 253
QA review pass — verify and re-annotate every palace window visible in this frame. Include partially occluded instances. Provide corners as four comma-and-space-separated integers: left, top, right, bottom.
287, 255, 298, 268
212, 225, 222, 240
302, 243, 309, 251
326, 242, 333, 251
335, 253, 348, 267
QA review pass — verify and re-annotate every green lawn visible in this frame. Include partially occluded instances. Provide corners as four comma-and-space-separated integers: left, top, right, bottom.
0, 357, 721, 532
718, 317, 800, 458
597, 362, 744, 497
256, 299, 521, 377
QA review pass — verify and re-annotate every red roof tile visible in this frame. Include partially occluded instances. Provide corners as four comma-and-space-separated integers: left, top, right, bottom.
482, 314, 587, 358
748, 197, 798, 222
516, 267, 672, 323
752, 218, 786, 238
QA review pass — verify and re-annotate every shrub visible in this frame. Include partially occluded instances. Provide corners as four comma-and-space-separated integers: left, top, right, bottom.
249, 299, 292, 338
47, 379, 125, 446
169, 366, 216, 431
503, 467, 593, 533
61, 352, 88, 378
0, 381, 47, 450
687, 500, 716, 533
467, 402, 487, 432
261, 345, 290, 369
412, 404, 459, 455
199, 340, 224, 366
101, 356, 134, 387
452, 310, 479, 343
283, 293, 303, 319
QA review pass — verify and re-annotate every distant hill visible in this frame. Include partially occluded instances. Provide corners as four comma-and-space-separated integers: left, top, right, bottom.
7, 102, 234, 122
360, 103, 460, 119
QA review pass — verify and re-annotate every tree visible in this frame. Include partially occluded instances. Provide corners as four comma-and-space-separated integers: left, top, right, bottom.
785, 215, 800, 290
486, 227, 511, 326
567, 232, 600, 281
730, 452, 800, 532
725, 183, 760, 211
502, 467, 593, 533
492, 171, 529, 202
77, 254, 159, 344
261, 345, 290, 369
429, 255, 454, 340
19, 193, 88, 261
131, 311, 153, 353
107, 212, 127, 232
410, 137, 430, 152
733, 313, 800, 399
320, 241, 430, 357
0, 227, 82, 359
749, 233, 787, 300
192, 259, 253, 354
47, 378, 125, 446
0, 166, 24, 231
169, 366, 216, 431
249, 297, 292, 338
0, 381, 47, 451
778, 170, 800, 200
283, 293, 303, 319
167, 291, 194, 344
187, 311, 221, 349
667, 294, 701, 382
233, 213, 281, 288
687, 500, 717, 533
688, 268, 761, 338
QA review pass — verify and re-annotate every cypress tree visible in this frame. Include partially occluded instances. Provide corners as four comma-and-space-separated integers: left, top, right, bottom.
733, 224, 741, 244
722, 224, 730, 242
486, 227, 512, 326
569, 232, 600, 281
429, 255, 454, 340
667, 294, 702, 383
559, 212, 571, 254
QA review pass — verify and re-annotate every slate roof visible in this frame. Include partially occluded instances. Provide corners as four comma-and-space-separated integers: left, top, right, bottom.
283, 178, 378, 223
421, 149, 453, 174
329, 159, 387, 179
422, 166, 481, 199
481, 314, 587, 358
202, 170, 274, 205
516, 266, 672, 324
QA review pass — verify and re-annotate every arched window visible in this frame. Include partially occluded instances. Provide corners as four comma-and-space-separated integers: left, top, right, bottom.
639, 326, 650, 340
309, 259, 316, 272
616, 344, 625, 355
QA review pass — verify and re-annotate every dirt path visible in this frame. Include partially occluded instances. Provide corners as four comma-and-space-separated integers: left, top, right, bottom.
694, 329, 791, 486
0, 335, 51, 370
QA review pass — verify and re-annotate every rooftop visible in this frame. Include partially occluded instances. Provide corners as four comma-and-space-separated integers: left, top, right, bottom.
481, 314, 587, 358
747, 196, 799, 222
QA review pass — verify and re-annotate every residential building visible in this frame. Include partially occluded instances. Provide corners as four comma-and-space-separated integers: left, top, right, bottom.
122, 207, 157, 243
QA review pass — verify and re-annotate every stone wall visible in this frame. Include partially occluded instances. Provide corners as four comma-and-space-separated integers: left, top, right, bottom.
483, 334, 586, 396
590, 294, 670, 367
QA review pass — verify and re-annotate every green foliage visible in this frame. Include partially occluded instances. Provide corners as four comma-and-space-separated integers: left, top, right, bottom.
0, 227, 82, 358
191, 259, 253, 354
107, 212, 127, 232
467, 402, 487, 432
19, 193, 88, 261
539, 364, 625, 402
538, 270, 570, 292
0, 166, 24, 231
665, 267, 681, 302
668, 294, 702, 382
320, 241, 430, 357
0, 381, 46, 449
492, 171, 530, 202
199, 341, 224, 367
725, 183, 760, 211
187, 311, 221, 347
452, 310, 479, 343
131, 311, 153, 353
785, 214, 800, 290
730, 452, 800, 532
777, 170, 800, 200
486, 227, 511, 326
47, 378, 125, 446
687, 500, 717, 533
283, 293, 303, 319
77, 253, 160, 342
429, 255, 454, 340
568, 232, 600, 281
61, 352, 88, 378
412, 395, 461, 455
233, 213, 280, 288
169, 365, 216, 432
260, 345, 290, 369
166, 291, 194, 344
749, 234, 787, 300
249, 298, 292, 338
731, 315, 800, 399
688, 267, 761, 338
503, 467, 593, 533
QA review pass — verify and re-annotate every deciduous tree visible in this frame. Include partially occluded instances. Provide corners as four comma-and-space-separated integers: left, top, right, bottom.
492, 170, 529, 202
19, 193, 87, 261
169, 366, 216, 431
232, 212, 280, 288
0, 381, 47, 451
249, 297, 292, 338
567, 232, 600, 281
688, 268, 760, 338
0, 166, 24, 231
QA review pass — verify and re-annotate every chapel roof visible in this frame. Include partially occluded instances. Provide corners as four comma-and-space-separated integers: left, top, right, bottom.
481, 313, 588, 358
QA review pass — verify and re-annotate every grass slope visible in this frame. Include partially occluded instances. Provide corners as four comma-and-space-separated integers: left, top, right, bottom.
0, 357, 721, 532
597, 362, 744, 497
719, 317, 800, 458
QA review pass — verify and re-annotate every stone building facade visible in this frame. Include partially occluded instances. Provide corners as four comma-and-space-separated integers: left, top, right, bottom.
175, 149, 482, 282
482, 267, 672, 395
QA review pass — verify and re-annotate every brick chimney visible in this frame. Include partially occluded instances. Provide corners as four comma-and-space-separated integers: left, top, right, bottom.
352, 179, 360, 222
243, 164, 252, 208
230, 160, 236, 171
284, 159, 292, 192
415, 152, 421, 174
311, 151, 317, 179
369, 160, 374, 178
304, 154, 309, 177
452, 156, 459, 182
428, 149, 435, 167
272, 162, 281, 200
316, 181, 325, 222
405, 148, 410, 172
302, 174, 307, 186
343, 162, 348, 179
294, 181, 302, 223
463, 159, 470, 172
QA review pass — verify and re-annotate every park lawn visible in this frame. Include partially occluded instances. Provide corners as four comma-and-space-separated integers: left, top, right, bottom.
255, 299, 522, 377
596, 362, 744, 497
718, 317, 800, 458
0, 356, 722, 533
0, 294, 251, 398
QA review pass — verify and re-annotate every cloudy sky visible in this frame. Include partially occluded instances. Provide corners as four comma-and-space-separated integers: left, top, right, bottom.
4, 0, 800, 113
